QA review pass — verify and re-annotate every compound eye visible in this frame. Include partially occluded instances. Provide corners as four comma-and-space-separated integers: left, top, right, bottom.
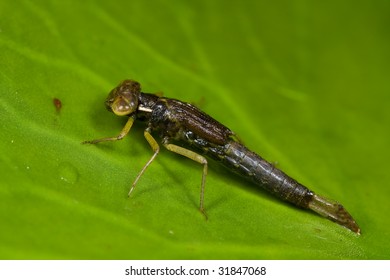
105, 80, 140, 116
111, 96, 135, 116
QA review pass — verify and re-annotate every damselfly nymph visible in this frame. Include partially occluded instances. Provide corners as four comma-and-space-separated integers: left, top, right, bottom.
83, 80, 360, 234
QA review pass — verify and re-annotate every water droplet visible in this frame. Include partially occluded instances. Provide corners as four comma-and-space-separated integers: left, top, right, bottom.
26, 166, 30, 170
58, 162, 79, 184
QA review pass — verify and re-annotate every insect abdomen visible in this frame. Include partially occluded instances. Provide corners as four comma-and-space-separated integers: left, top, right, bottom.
221, 141, 314, 208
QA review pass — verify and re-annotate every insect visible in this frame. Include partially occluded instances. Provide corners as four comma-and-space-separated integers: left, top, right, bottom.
83, 80, 360, 234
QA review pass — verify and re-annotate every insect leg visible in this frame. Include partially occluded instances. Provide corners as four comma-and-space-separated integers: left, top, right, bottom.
128, 128, 160, 196
163, 142, 208, 218
82, 115, 135, 144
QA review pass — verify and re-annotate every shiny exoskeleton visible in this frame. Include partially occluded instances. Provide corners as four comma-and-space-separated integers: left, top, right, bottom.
83, 80, 360, 234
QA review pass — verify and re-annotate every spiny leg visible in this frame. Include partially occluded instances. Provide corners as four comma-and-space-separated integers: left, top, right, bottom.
128, 128, 160, 196
82, 115, 135, 144
163, 142, 208, 218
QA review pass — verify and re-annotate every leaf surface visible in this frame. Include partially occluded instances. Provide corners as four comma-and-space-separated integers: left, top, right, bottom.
1, 0, 389, 259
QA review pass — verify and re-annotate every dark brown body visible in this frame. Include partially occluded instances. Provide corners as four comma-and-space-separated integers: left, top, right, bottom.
143, 95, 314, 209
84, 80, 360, 234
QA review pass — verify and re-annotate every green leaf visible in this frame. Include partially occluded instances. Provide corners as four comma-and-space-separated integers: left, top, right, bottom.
1, 0, 389, 259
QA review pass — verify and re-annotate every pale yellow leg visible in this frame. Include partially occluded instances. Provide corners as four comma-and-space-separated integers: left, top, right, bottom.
128, 129, 160, 196
82, 115, 135, 144
163, 143, 208, 218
